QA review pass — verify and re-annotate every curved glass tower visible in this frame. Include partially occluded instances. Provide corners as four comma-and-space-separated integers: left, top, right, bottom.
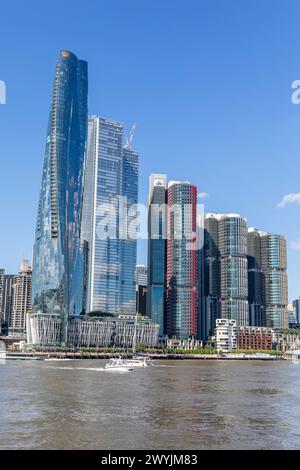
32, 51, 88, 343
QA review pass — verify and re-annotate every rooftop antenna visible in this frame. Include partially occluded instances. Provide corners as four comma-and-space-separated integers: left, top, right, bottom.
125, 124, 136, 149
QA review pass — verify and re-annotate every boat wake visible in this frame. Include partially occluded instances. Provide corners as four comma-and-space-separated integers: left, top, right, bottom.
44, 366, 106, 371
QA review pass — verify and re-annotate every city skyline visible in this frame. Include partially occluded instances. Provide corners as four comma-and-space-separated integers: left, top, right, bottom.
1, 0, 300, 301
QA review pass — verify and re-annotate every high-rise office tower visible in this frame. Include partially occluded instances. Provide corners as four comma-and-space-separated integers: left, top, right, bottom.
293, 298, 300, 326
218, 214, 248, 326
247, 228, 264, 326
204, 218, 288, 331
9, 261, 32, 337
147, 174, 168, 336
260, 233, 288, 330
166, 181, 198, 339
205, 214, 248, 328
31, 51, 88, 344
203, 215, 220, 338
120, 145, 139, 313
82, 116, 138, 315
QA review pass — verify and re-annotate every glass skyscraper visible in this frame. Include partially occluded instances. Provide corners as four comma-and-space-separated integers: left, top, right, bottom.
203, 215, 220, 338
218, 214, 249, 326
82, 116, 138, 315
147, 174, 168, 336
166, 181, 198, 339
204, 213, 249, 329
260, 233, 288, 329
31, 51, 88, 343
120, 146, 139, 313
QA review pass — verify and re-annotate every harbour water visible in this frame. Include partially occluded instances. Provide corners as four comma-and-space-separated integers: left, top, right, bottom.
1, 359, 300, 450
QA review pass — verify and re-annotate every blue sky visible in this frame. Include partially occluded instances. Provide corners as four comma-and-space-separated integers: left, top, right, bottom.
0, 0, 299, 300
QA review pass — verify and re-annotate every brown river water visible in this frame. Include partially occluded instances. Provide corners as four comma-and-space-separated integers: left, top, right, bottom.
0, 359, 300, 449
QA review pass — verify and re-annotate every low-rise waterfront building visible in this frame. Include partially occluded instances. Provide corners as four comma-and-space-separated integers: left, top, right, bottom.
274, 331, 300, 352
215, 318, 237, 352
237, 326, 274, 350
27, 313, 159, 349
159, 337, 202, 350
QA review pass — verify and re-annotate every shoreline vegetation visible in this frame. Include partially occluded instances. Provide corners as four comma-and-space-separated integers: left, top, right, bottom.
5, 347, 284, 360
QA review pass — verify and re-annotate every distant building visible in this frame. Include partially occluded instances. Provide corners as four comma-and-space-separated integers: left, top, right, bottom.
1, 274, 15, 334
237, 326, 273, 351
215, 318, 237, 352
136, 286, 147, 316
293, 298, 300, 326
9, 261, 32, 337
136, 265, 148, 287
287, 303, 297, 328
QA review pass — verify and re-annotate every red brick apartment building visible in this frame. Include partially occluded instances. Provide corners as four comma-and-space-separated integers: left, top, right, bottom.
238, 326, 274, 350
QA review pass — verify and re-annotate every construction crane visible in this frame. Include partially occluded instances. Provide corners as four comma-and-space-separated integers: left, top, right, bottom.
125, 124, 136, 149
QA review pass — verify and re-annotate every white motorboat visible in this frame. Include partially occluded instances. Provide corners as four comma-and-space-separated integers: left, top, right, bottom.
104, 357, 133, 372
123, 356, 154, 367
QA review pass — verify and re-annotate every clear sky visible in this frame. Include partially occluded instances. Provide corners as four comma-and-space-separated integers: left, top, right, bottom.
0, 0, 299, 300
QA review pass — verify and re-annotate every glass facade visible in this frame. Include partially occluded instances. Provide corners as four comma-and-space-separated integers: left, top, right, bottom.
203, 216, 220, 339
147, 174, 168, 336
120, 147, 139, 313
204, 214, 249, 330
218, 215, 249, 326
82, 117, 138, 315
261, 234, 288, 329
247, 229, 265, 326
32, 51, 88, 343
